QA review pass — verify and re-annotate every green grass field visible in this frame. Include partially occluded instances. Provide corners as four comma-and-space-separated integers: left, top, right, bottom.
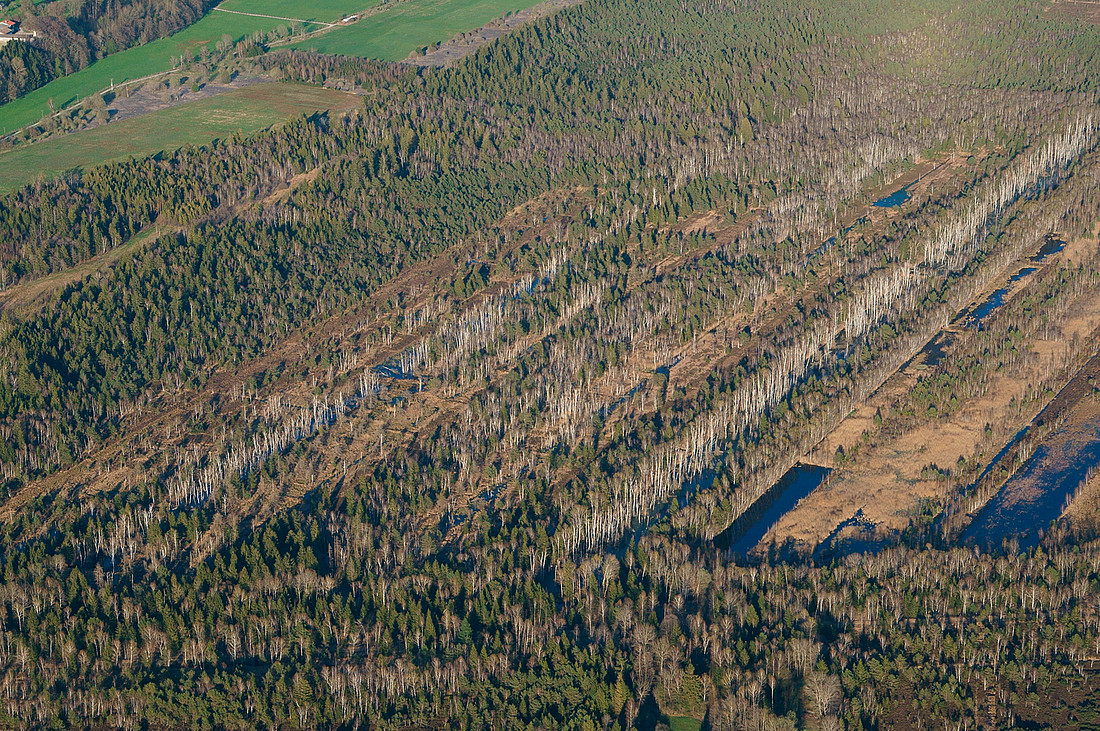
0, 12, 292, 136
668, 718, 702, 731
0, 0, 541, 135
216, 0, 376, 22
0, 83, 360, 193
287, 0, 545, 60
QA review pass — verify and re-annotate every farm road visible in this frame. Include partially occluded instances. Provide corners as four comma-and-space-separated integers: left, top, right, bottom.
212, 6, 336, 26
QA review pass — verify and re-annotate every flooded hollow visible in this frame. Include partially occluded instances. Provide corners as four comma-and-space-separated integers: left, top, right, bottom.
714, 463, 831, 557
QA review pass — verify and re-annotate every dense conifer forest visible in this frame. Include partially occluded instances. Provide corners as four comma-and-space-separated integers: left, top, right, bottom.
1, 0, 1100, 728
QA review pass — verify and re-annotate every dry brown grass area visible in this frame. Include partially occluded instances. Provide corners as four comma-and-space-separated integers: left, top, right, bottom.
0, 147, 992, 555
766, 232, 1100, 551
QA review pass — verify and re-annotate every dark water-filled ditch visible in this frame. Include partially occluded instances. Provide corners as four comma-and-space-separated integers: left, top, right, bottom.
714, 463, 831, 557
1033, 235, 1065, 262
963, 419, 1100, 550
966, 265, 1042, 329
968, 287, 1009, 327
873, 182, 914, 208
947, 236, 1063, 332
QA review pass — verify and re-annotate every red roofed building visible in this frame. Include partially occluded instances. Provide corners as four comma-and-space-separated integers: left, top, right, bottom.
0, 21, 33, 45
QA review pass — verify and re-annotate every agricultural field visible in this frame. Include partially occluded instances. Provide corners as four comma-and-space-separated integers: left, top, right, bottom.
0, 11, 289, 135
0, 0, 526, 134
288, 0, 547, 60
0, 83, 359, 193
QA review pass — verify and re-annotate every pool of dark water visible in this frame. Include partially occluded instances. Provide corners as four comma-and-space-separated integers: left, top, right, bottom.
814, 508, 886, 559
920, 333, 952, 368
374, 362, 418, 380
967, 265, 1040, 329
714, 463, 831, 557
961, 236, 1061, 330
963, 420, 1100, 550
1032, 236, 1065, 263
873, 183, 914, 208
969, 287, 1008, 327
